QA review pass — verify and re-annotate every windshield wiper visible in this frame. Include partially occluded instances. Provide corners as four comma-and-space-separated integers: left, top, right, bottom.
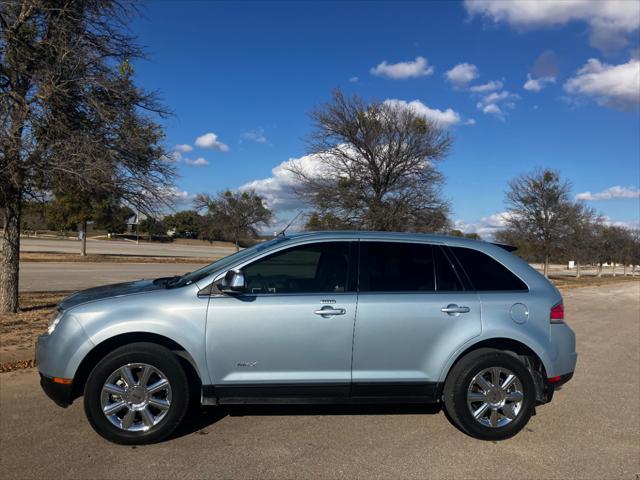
153, 275, 182, 288
166, 272, 191, 288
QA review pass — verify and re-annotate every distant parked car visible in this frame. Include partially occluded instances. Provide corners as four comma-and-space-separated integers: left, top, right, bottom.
37, 231, 576, 444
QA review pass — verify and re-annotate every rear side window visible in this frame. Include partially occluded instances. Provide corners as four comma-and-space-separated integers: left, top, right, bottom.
448, 246, 528, 291
359, 242, 435, 292
434, 247, 464, 291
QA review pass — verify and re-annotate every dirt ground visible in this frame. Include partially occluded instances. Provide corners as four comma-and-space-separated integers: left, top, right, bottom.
0, 292, 70, 370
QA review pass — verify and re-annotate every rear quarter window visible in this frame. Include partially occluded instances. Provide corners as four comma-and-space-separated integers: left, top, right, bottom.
448, 246, 528, 291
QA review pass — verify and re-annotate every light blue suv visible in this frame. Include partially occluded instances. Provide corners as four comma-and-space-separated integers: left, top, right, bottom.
37, 231, 577, 444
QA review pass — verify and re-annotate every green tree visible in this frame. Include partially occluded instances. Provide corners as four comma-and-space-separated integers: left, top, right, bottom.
1, 0, 175, 312
48, 191, 133, 255
139, 217, 168, 237
288, 89, 451, 232
195, 190, 272, 251
163, 211, 203, 239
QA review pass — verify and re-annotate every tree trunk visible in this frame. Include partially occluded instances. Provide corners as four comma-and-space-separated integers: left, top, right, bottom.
623, 264, 627, 276
234, 234, 240, 253
0, 199, 22, 313
80, 220, 87, 256
597, 263, 602, 278
576, 260, 581, 279
543, 253, 549, 278
611, 262, 616, 277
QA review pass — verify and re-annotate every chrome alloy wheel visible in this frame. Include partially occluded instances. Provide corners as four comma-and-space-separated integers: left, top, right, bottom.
100, 363, 172, 432
466, 367, 524, 428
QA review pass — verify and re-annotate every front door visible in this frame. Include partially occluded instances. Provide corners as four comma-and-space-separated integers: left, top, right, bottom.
206, 241, 357, 402
352, 241, 482, 401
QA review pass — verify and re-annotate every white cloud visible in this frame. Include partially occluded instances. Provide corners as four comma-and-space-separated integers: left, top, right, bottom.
602, 217, 640, 230
184, 157, 209, 167
564, 58, 640, 109
370, 56, 434, 79
195, 132, 229, 151
454, 212, 512, 239
349, 76, 359, 83
481, 104, 502, 116
469, 80, 503, 93
464, 0, 640, 52
475, 89, 519, 118
445, 63, 479, 87
239, 153, 323, 212
161, 151, 182, 163
174, 144, 193, 153
523, 74, 556, 92
576, 186, 640, 201
383, 99, 463, 127
241, 128, 268, 144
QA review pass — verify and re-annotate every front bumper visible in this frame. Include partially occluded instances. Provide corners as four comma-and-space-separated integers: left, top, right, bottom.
39, 374, 73, 407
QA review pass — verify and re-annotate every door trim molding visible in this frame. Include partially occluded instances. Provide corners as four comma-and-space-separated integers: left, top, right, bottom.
202, 382, 443, 405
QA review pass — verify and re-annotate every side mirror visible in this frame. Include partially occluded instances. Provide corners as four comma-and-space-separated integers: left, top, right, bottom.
220, 269, 246, 294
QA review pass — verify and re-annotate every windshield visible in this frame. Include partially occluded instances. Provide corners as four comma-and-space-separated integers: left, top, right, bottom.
174, 237, 290, 287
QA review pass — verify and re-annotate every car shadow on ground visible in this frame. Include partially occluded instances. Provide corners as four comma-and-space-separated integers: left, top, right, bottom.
170, 403, 443, 440
168, 404, 442, 440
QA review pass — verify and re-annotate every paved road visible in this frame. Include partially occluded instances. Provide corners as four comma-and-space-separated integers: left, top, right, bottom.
1, 283, 639, 479
19, 238, 235, 258
19, 262, 208, 292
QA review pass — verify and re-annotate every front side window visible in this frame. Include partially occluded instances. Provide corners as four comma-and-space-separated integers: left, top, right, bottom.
448, 246, 528, 291
359, 242, 436, 292
242, 242, 352, 294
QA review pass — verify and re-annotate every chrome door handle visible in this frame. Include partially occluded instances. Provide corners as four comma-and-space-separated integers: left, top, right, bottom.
314, 306, 346, 316
441, 304, 470, 315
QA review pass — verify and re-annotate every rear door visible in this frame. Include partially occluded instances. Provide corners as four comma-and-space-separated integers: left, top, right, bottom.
351, 241, 481, 400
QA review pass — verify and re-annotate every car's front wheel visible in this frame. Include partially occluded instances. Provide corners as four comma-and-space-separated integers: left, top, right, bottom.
443, 348, 536, 440
84, 342, 190, 444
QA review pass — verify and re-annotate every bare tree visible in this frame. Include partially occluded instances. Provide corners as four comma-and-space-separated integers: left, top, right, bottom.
1, 1, 175, 313
288, 89, 451, 232
563, 203, 600, 278
503, 169, 573, 278
195, 190, 272, 251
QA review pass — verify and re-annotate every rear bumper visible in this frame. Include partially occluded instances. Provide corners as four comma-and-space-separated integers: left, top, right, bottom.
39, 374, 73, 408
549, 371, 574, 390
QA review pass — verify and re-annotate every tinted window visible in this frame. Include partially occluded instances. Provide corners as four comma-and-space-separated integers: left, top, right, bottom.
242, 242, 352, 294
434, 247, 464, 291
360, 242, 435, 292
449, 247, 528, 291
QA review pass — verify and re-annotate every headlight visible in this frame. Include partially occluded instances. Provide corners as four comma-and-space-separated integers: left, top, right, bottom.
47, 310, 63, 335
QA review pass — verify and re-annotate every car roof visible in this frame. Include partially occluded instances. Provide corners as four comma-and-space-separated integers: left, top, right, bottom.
282, 230, 506, 250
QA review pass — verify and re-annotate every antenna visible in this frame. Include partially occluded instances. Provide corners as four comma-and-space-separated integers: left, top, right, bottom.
277, 211, 304, 237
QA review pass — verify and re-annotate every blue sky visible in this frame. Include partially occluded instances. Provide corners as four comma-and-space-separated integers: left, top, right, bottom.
131, 1, 640, 236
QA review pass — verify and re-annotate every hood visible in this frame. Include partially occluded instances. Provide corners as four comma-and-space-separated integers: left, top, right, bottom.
58, 279, 164, 311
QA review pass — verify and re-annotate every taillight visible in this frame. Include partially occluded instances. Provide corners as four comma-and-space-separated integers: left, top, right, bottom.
550, 303, 564, 323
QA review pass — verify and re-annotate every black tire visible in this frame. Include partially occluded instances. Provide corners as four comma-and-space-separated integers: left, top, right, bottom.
84, 342, 190, 445
443, 348, 535, 441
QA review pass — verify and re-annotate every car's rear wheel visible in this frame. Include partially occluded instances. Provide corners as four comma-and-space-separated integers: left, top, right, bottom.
443, 348, 535, 440
84, 342, 189, 444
